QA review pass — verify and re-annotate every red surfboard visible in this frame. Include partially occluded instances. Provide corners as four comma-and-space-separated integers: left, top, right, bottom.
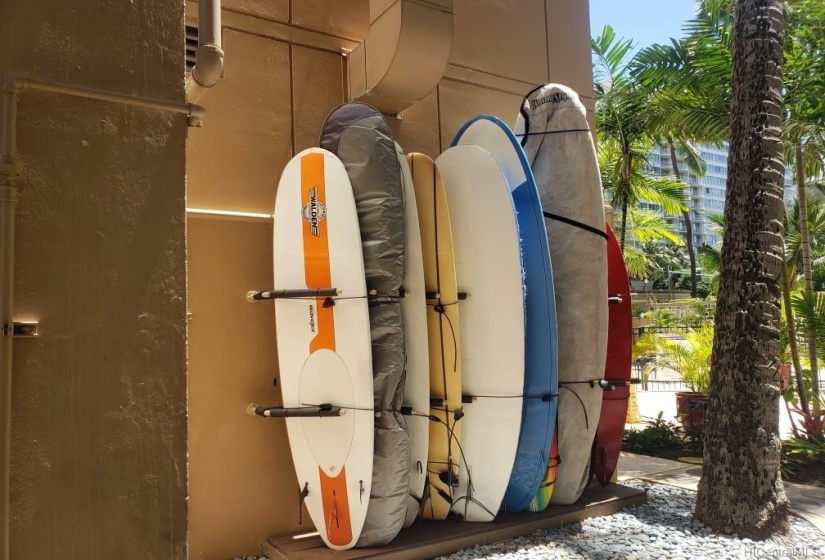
593, 222, 633, 485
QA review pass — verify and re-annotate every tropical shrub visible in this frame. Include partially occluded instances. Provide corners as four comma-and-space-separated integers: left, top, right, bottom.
623, 413, 686, 453
640, 323, 714, 394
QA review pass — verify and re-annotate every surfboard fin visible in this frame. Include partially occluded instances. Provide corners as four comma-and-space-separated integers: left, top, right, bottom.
298, 482, 310, 526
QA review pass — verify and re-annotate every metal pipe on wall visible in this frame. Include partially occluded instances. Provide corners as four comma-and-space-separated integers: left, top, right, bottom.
0, 88, 18, 560
186, 0, 224, 102
13, 78, 206, 126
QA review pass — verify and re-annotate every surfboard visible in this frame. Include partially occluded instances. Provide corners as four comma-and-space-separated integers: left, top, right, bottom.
436, 145, 525, 522
594, 222, 633, 485
319, 102, 409, 547
515, 84, 608, 505
273, 148, 373, 550
527, 432, 558, 512
406, 152, 463, 522
396, 145, 430, 527
451, 115, 558, 514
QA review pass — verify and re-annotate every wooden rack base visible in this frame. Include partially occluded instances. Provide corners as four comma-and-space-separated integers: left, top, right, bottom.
264, 483, 646, 560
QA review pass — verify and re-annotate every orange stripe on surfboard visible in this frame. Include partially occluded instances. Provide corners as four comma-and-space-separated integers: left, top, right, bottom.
301, 152, 336, 353
301, 152, 353, 544
319, 467, 353, 546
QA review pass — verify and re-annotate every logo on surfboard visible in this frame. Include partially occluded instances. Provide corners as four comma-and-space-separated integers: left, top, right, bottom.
529, 91, 572, 109
308, 302, 317, 333
302, 186, 327, 237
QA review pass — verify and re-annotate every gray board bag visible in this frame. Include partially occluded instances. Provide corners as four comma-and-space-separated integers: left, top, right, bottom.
320, 102, 410, 547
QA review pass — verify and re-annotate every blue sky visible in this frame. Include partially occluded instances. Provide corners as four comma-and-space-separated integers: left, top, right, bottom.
589, 0, 699, 49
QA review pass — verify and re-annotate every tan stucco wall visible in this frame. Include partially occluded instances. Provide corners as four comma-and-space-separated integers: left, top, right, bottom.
1, 0, 188, 558
186, 1, 593, 558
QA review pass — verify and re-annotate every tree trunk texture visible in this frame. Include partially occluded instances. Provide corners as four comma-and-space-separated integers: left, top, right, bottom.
618, 146, 632, 250
669, 142, 698, 298
795, 144, 820, 398
619, 197, 629, 250
694, 0, 789, 538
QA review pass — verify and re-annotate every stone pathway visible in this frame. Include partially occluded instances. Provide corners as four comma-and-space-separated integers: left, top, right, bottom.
619, 451, 825, 533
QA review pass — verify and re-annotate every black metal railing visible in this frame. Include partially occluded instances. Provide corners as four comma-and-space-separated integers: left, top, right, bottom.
634, 326, 694, 337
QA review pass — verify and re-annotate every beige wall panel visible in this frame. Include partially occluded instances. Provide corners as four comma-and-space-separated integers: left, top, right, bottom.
187, 31, 291, 213
11, 102, 188, 560
222, 0, 288, 22
546, 0, 595, 102
389, 88, 441, 158
450, 0, 548, 84
292, 0, 369, 40
292, 47, 345, 154
438, 79, 524, 149
188, 217, 307, 558
1, 0, 187, 557
370, 0, 396, 22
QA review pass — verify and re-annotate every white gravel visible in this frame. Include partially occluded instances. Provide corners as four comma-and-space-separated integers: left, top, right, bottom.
236, 480, 824, 560
433, 480, 825, 560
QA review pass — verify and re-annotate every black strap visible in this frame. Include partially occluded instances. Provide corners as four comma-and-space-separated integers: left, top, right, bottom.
543, 211, 609, 241
515, 128, 590, 137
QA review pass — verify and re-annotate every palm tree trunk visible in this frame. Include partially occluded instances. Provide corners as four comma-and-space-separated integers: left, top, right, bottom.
619, 149, 632, 251
795, 144, 820, 398
619, 197, 629, 250
781, 265, 809, 415
669, 142, 698, 297
694, 0, 789, 538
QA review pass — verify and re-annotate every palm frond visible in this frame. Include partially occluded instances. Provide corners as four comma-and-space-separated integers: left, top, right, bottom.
621, 245, 653, 280
790, 290, 825, 362
624, 208, 685, 246
630, 176, 690, 215
698, 243, 721, 275
592, 25, 636, 84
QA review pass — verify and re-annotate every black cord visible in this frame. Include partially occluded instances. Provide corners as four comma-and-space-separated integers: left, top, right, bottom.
411, 411, 496, 521
410, 410, 505, 521
537, 455, 560, 489
409, 410, 461, 516
427, 300, 460, 373
464, 393, 557, 400
558, 385, 590, 430
259, 294, 401, 305
298, 403, 399, 415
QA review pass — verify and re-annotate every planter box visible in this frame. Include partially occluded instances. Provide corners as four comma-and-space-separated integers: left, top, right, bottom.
632, 316, 652, 329
676, 392, 708, 428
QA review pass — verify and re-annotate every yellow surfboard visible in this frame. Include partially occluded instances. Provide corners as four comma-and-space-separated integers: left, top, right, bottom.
407, 153, 463, 521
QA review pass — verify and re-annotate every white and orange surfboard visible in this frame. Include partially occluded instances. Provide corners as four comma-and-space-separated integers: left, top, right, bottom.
273, 148, 373, 550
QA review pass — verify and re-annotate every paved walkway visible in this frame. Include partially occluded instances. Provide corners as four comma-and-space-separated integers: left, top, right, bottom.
618, 451, 825, 533
630, 389, 797, 438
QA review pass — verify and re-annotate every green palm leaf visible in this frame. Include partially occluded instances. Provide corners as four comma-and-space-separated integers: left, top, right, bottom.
625, 208, 685, 246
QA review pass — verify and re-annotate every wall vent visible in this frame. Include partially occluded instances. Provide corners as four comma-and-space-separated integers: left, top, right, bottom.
185, 25, 198, 73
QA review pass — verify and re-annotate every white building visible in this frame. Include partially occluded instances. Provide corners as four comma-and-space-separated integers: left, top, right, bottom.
645, 144, 795, 250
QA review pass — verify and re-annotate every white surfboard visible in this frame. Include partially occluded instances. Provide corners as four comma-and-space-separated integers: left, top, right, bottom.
273, 148, 373, 550
436, 145, 525, 522
396, 144, 430, 528
452, 115, 559, 513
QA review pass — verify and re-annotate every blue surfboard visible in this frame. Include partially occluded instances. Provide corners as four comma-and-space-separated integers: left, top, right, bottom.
451, 115, 559, 513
